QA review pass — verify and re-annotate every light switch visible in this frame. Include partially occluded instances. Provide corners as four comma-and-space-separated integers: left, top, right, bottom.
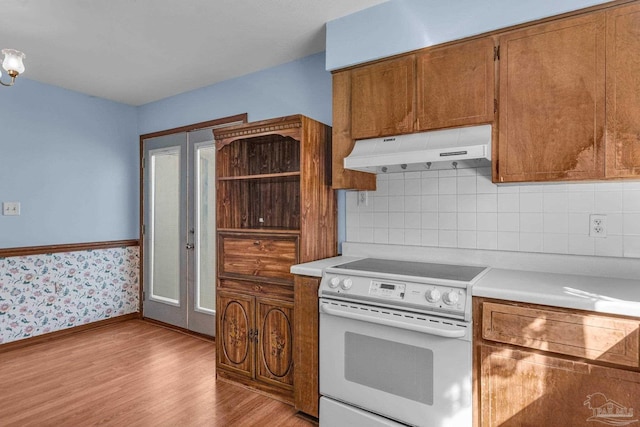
2, 202, 20, 216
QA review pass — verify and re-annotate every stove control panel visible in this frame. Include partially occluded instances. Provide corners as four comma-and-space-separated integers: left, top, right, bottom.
369, 281, 406, 300
320, 273, 468, 316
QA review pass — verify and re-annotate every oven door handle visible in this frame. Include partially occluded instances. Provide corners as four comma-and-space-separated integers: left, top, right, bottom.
320, 303, 466, 338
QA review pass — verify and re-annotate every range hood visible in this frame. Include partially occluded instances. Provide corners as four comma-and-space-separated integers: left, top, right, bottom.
344, 124, 492, 173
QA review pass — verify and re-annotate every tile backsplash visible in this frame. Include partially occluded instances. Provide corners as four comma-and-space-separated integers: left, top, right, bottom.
346, 168, 640, 258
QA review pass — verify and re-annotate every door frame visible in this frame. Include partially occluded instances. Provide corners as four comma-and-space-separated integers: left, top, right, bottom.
138, 113, 247, 334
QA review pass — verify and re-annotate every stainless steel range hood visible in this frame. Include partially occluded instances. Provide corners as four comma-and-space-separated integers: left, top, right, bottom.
344, 124, 492, 173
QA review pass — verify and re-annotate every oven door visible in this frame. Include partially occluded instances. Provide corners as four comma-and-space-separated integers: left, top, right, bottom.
319, 299, 472, 427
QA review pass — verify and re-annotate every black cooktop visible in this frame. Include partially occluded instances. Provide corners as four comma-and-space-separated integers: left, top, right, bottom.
332, 258, 487, 283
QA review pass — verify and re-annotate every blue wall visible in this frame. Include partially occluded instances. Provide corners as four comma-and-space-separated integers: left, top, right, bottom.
138, 52, 331, 134
326, 0, 612, 70
0, 79, 139, 247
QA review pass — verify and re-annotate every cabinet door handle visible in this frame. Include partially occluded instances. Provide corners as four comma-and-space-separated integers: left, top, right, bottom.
253, 240, 261, 246
185, 243, 194, 250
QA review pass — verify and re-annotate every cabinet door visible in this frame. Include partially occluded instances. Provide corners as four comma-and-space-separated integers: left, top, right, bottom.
416, 37, 495, 131
331, 71, 376, 190
351, 55, 415, 139
606, 3, 640, 177
293, 275, 320, 417
256, 298, 294, 389
479, 343, 640, 427
217, 290, 254, 378
497, 13, 606, 183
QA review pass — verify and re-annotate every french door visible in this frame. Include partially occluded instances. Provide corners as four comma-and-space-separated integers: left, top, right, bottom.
141, 127, 222, 336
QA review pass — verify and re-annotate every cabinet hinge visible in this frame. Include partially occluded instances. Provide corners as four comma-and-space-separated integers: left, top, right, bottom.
494, 45, 500, 61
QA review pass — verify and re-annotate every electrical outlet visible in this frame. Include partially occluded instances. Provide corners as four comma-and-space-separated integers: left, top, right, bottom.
2, 202, 20, 216
358, 191, 368, 207
589, 214, 607, 238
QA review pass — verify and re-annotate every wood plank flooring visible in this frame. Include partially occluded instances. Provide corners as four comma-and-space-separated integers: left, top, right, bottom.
0, 320, 316, 427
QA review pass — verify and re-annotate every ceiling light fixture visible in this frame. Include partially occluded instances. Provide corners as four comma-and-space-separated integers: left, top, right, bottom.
0, 49, 26, 87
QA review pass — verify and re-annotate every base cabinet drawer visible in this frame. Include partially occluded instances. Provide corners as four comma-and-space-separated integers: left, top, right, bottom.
218, 232, 299, 284
480, 343, 640, 427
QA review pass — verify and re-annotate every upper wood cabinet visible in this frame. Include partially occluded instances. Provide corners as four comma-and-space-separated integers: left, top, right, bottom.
350, 55, 416, 140
416, 37, 496, 131
606, 2, 640, 178
496, 13, 606, 183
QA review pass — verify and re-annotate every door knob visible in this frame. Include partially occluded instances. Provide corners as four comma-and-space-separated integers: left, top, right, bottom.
185, 243, 194, 250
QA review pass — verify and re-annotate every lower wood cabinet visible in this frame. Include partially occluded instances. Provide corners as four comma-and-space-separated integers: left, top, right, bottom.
217, 288, 294, 401
474, 297, 640, 427
293, 275, 321, 418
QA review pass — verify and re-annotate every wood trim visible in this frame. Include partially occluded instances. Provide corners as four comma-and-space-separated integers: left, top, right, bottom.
141, 317, 215, 342
139, 113, 248, 140
0, 239, 139, 258
0, 313, 139, 354
330, 0, 637, 74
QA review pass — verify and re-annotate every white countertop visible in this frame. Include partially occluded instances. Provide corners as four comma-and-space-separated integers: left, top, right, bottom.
292, 243, 640, 317
473, 268, 640, 317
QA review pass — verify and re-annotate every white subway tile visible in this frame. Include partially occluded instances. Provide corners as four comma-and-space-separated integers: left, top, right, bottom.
389, 179, 405, 195
373, 228, 389, 244
421, 177, 439, 195
421, 170, 439, 179
568, 213, 590, 235
624, 190, 640, 211
477, 231, 498, 249
497, 185, 519, 194
498, 213, 520, 232
457, 168, 477, 177
373, 196, 389, 212
543, 183, 568, 192
543, 213, 569, 234
405, 195, 422, 212
421, 229, 439, 246
623, 181, 640, 191
477, 194, 498, 213
570, 183, 595, 192
595, 235, 624, 257
568, 234, 595, 256
388, 228, 405, 244
421, 195, 439, 212
608, 213, 623, 235
457, 176, 477, 194
346, 226, 358, 241
388, 196, 405, 212
457, 231, 477, 249
623, 213, 640, 235
458, 194, 477, 212
624, 235, 640, 258
543, 192, 568, 213
520, 213, 543, 233
439, 230, 458, 247
421, 212, 438, 229
405, 231, 422, 246
373, 212, 389, 229
568, 191, 594, 213
477, 213, 498, 231
595, 182, 623, 192
439, 177, 457, 195
520, 193, 543, 213
439, 169, 457, 178
477, 175, 497, 194
497, 232, 519, 251
439, 195, 457, 212
405, 212, 422, 229
346, 191, 359, 213
543, 233, 568, 254
405, 171, 421, 180
346, 212, 359, 230
519, 184, 544, 193
498, 193, 519, 213
359, 212, 374, 228
405, 178, 421, 196
389, 212, 405, 228
520, 233, 543, 253
595, 191, 623, 213
439, 212, 457, 230
388, 173, 404, 180
375, 179, 389, 196
359, 227, 374, 243
458, 212, 477, 231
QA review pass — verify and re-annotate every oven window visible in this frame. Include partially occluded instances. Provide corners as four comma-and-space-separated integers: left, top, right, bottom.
344, 332, 433, 405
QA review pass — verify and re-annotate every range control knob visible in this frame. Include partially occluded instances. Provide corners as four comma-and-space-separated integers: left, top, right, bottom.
328, 277, 341, 289
425, 288, 441, 303
340, 278, 353, 290
443, 290, 460, 305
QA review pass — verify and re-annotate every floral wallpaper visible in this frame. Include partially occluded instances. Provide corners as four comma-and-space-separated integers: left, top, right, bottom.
0, 246, 139, 345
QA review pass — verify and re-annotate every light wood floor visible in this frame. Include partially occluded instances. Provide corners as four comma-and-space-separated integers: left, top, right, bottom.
0, 320, 316, 427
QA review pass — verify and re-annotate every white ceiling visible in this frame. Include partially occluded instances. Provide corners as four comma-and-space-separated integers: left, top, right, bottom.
0, 0, 387, 106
